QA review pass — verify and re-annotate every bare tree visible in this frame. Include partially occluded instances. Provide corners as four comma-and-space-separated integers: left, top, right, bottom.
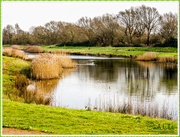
159, 12, 178, 40
3, 25, 15, 44
139, 5, 160, 46
134, 7, 146, 42
117, 7, 136, 44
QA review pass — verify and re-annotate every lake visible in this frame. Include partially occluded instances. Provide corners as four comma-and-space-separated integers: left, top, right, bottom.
27, 54, 178, 120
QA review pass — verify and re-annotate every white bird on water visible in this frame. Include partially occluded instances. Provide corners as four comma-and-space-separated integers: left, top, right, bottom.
27, 83, 36, 92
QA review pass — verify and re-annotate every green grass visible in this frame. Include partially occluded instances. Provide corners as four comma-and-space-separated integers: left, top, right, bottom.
3, 56, 30, 101
2, 54, 178, 135
3, 45, 177, 58
3, 99, 177, 135
43, 46, 178, 58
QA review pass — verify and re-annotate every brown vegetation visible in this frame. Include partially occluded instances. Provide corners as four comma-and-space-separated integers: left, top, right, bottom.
23, 46, 44, 53
31, 53, 76, 80
3, 48, 13, 56
11, 45, 20, 49
3, 6, 177, 47
136, 52, 177, 64
157, 56, 177, 63
136, 52, 157, 61
3, 48, 31, 61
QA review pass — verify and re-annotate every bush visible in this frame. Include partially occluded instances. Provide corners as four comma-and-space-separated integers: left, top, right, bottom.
154, 37, 177, 48
24, 46, 44, 53
15, 74, 29, 96
31, 53, 76, 80
3, 48, 13, 56
136, 52, 157, 61
11, 45, 20, 49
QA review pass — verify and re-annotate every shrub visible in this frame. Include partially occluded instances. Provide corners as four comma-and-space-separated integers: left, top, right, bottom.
15, 74, 29, 96
11, 45, 20, 49
24, 46, 44, 53
3, 48, 13, 56
157, 56, 177, 63
136, 52, 157, 61
31, 53, 76, 80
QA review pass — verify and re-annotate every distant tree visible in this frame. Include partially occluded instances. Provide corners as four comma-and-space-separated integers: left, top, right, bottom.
133, 7, 146, 43
159, 12, 178, 41
77, 17, 94, 42
3, 25, 15, 44
117, 7, 136, 44
139, 5, 160, 46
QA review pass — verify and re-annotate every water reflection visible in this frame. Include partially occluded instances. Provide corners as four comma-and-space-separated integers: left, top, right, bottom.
25, 69, 75, 104
26, 54, 178, 120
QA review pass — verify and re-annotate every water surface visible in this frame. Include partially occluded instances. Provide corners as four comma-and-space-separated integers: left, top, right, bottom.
28, 54, 178, 120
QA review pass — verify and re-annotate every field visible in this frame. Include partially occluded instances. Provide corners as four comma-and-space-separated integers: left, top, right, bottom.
3, 99, 178, 135
3, 45, 178, 58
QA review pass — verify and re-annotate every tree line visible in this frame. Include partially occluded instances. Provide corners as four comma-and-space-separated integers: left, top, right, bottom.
3, 5, 178, 47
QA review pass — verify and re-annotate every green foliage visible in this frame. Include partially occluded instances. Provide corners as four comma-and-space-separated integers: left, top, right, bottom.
154, 37, 177, 48
3, 56, 30, 101
3, 100, 178, 135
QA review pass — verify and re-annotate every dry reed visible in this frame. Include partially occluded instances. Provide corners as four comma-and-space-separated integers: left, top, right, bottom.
24, 46, 44, 53
11, 45, 20, 49
157, 56, 177, 63
3, 48, 32, 61
31, 53, 76, 80
136, 52, 157, 61
3, 48, 13, 56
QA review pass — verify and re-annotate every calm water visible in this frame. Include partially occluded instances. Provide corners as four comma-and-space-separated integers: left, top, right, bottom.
29, 54, 178, 120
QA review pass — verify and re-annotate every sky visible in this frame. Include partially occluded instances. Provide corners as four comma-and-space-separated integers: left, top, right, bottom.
2, 1, 179, 32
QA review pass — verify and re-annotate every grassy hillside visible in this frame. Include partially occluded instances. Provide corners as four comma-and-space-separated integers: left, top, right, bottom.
3, 100, 178, 135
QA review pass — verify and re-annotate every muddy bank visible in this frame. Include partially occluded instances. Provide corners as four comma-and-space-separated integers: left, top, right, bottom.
2, 128, 57, 135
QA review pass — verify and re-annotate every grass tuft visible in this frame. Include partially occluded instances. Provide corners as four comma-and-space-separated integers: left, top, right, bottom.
11, 45, 20, 49
24, 46, 44, 53
136, 52, 157, 61
31, 53, 76, 80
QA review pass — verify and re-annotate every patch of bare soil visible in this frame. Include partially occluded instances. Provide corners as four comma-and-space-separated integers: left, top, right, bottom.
2, 128, 57, 135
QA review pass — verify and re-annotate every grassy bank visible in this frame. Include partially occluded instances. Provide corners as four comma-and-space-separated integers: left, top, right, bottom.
42, 46, 177, 58
2, 53, 178, 135
3, 56, 30, 101
3, 45, 178, 59
3, 99, 177, 135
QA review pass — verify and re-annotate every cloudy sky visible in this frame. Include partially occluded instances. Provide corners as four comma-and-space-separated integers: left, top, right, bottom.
2, 1, 179, 31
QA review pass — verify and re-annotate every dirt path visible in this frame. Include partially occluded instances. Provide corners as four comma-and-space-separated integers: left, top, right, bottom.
2, 128, 58, 135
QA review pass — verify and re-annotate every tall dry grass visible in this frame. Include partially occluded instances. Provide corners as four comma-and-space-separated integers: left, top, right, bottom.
11, 45, 20, 49
3, 48, 13, 56
31, 53, 76, 80
136, 52, 157, 61
157, 56, 177, 63
3, 48, 32, 61
24, 46, 44, 53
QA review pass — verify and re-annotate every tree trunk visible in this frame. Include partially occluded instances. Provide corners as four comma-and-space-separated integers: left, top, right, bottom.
147, 33, 150, 46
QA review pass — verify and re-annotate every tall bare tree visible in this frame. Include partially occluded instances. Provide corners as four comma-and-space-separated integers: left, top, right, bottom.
139, 5, 160, 46
117, 7, 136, 44
159, 12, 178, 41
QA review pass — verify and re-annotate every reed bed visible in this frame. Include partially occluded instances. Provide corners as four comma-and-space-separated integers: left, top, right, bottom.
136, 52, 157, 61
24, 46, 44, 53
11, 45, 20, 49
24, 79, 59, 104
3, 48, 31, 61
86, 96, 177, 120
157, 56, 177, 63
3, 48, 13, 56
31, 53, 76, 80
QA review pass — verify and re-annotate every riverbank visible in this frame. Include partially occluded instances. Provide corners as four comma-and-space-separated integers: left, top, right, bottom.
3, 99, 177, 135
3, 45, 178, 63
2, 56, 178, 135
43, 46, 177, 59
